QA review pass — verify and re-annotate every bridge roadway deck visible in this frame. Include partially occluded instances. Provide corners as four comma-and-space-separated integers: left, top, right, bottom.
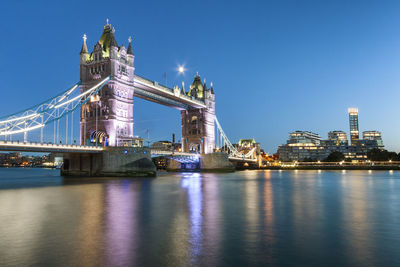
0, 141, 103, 153
228, 156, 258, 163
0, 142, 256, 163
150, 150, 198, 157
0, 143, 199, 156
133, 75, 206, 110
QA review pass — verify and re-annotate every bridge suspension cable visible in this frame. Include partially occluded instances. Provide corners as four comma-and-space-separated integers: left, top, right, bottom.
214, 117, 256, 160
0, 76, 110, 138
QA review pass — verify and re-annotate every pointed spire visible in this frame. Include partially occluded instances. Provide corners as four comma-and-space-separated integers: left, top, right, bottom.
203, 78, 207, 90
80, 34, 88, 54
181, 81, 185, 94
127, 36, 133, 55
109, 28, 118, 48
104, 18, 111, 29
210, 81, 214, 94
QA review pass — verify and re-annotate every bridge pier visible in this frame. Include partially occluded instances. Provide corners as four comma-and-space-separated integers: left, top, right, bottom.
61, 147, 156, 177
200, 152, 235, 172
166, 152, 234, 172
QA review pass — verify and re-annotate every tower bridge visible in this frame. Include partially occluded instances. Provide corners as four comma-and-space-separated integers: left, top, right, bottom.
0, 21, 260, 176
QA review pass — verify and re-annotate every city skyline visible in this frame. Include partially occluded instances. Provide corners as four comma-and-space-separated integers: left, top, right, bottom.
1, 1, 400, 153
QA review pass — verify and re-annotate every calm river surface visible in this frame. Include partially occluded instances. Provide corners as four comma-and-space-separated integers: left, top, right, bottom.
0, 168, 399, 267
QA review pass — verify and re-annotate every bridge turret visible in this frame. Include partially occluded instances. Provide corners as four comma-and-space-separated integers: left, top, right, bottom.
188, 72, 204, 99
80, 20, 135, 147
181, 73, 216, 154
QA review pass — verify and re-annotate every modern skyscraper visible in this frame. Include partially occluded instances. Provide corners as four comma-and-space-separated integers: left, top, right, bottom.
348, 108, 359, 146
328, 130, 348, 146
362, 131, 384, 148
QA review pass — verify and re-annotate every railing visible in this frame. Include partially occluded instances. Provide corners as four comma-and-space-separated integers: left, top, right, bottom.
0, 140, 103, 152
228, 156, 258, 162
150, 150, 198, 157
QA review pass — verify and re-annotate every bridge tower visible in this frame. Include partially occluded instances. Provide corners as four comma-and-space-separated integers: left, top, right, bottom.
79, 21, 135, 146
181, 74, 215, 154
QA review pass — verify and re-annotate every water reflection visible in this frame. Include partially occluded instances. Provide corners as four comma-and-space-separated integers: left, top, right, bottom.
0, 169, 400, 266
263, 171, 276, 265
0, 189, 48, 265
105, 181, 137, 266
181, 173, 203, 264
243, 170, 260, 248
75, 184, 105, 266
291, 171, 324, 261
201, 173, 221, 266
341, 173, 374, 266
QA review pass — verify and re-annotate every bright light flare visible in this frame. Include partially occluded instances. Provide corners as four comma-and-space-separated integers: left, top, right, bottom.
177, 65, 186, 74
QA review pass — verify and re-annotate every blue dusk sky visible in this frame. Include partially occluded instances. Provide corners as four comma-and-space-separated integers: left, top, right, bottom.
1, 0, 400, 153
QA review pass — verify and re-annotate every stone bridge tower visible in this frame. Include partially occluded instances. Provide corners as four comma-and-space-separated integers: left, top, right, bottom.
79, 21, 135, 146
181, 73, 215, 154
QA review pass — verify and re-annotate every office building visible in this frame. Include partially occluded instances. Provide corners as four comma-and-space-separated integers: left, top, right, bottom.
348, 108, 359, 146
362, 131, 384, 148
328, 131, 348, 146
277, 131, 329, 161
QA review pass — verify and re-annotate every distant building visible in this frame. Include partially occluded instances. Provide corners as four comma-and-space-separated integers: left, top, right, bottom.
235, 138, 261, 159
151, 140, 182, 151
328, 131, 348, 146
362, 131, 383, 147
278, 129, 384, 162
151, 141, 173, 151
348, 108, 359, 146
277, 131, 329, 161
289, 131, 321, 145
119, 137, 144, 147
277, 108, 385, 162
238, 138, 256, 148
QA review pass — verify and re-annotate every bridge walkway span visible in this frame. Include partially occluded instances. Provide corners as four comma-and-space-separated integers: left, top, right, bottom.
0, 141, 103, 153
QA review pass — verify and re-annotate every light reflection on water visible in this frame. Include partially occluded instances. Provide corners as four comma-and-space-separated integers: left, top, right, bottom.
181, 172, 203, 264
0, 169, 400, 266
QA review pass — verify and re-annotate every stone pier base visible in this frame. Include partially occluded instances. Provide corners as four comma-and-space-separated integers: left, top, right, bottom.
200, 152, 235, 172
166, 159, 182, 172
61, 147, 156, 177
166, 152, 234, 172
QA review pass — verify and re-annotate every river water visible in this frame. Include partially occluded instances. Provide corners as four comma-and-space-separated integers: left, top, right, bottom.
0, 168, 399, 267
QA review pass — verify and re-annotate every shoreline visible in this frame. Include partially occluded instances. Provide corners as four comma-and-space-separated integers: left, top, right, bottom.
261, 165, 400, 171
0, 165, 57, 169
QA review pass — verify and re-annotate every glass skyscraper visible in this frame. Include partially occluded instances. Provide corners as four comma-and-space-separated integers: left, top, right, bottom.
348, 108, 359, 146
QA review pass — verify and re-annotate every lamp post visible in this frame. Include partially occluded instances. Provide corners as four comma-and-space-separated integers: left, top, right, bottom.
91, 95, 100, 146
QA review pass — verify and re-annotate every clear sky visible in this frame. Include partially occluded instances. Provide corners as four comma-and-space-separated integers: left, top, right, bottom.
1, 0, 400, 153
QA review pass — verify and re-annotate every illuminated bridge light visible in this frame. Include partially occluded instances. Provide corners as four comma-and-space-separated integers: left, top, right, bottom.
0, 124, 44, 135
0, 113, 39, 124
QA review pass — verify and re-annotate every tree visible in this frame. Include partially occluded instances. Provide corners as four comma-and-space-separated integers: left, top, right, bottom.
302, 157, 316, 162
325, 151, 345, 162
367, 149, 400, 161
